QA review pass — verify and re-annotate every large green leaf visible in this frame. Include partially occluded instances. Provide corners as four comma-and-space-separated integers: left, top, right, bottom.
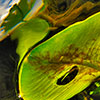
19, 11, 100, 100
10, 17, 50, 67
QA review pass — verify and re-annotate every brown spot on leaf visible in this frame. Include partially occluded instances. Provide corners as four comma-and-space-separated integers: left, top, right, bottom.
27, 39, 100, 77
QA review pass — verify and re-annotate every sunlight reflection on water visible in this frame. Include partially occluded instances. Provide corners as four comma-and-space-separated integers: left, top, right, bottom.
0, 0, 20, 24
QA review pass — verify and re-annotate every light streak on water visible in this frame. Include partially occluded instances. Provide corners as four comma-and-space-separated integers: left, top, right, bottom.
0, 0, 20, 24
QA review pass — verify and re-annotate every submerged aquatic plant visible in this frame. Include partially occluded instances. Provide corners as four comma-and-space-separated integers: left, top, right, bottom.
1, 0, 100, 100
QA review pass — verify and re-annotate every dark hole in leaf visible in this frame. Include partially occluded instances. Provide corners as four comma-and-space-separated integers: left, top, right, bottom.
57, 66, 78, 85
